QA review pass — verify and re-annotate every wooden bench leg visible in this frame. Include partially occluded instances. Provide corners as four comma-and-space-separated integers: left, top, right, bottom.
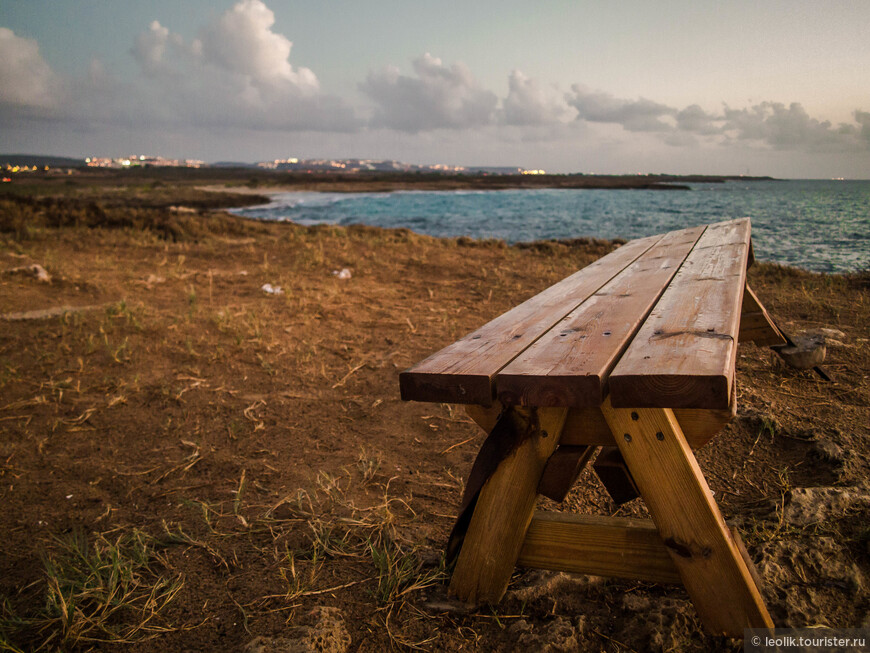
449, 406, 567, 604
600, 397, 773, 636
739, 283, 787, 346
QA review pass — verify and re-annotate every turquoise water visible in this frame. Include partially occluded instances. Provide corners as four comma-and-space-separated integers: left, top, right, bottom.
231, 180, 870, 273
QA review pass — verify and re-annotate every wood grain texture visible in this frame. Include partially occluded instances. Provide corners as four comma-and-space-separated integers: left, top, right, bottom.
675, 382, 737, 448
601, 397, 773, 636
609, 218, 752, 409
399, 235, 661, 405
497, 225, 706, 407
469, 401, 733, 450
517, 512, 682, 584
739, 284, 786, 346
449, 407, 567, 604
464, 402, 505, 433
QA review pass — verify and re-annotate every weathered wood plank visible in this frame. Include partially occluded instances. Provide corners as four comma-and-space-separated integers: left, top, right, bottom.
497, 225, 706, 407
601, 397, 773, 636
400, 235, 662, 405
739, 284, 787, 346
449, 407, 567, 604
517, 512, 682, 584
609, 218, 752, 409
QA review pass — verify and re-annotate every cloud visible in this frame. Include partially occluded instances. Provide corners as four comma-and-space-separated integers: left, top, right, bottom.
567, 85, 676, 132
2, 5, 868, 173
199, 0, 318, 93
360, 53, 498, 132
853, 110, 870, 143
0, 27, 61, 110
564, 84, 870, 153
119, 0, 354, 130
675, 104, 723, 136
721, 102, 863, 151
0, 1, 356, 135
131, 20, 197, 77
132, 21, 171, 75
502, 70, 574, 126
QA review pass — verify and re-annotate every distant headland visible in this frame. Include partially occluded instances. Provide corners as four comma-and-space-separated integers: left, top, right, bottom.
1, 153, 775, 193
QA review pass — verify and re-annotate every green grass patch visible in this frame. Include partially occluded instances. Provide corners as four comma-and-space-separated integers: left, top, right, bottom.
0, 529, 186, 651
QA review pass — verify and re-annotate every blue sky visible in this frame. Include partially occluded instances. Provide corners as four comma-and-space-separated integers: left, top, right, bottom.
2, 0, 869, 177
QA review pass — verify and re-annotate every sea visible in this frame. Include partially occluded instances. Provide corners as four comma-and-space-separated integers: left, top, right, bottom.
230, 179, 870, 274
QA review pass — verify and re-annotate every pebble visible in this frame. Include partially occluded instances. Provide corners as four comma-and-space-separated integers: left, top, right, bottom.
244, 607, 350, 653
782, 487, 870, 526
810, 439, 846, 465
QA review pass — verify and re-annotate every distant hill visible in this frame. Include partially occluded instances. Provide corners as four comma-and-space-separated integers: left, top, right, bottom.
0, 154, 86, 168
211, 161, 258, 168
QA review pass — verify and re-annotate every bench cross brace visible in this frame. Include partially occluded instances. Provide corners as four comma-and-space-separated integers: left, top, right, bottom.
451, 398, 774, 637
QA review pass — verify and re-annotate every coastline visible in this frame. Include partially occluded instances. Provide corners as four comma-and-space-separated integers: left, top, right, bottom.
202, 179, 866, 275
197, 171, 776, 195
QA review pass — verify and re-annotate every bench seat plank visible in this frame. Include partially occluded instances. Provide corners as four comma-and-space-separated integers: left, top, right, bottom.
608, 218, 751, 409
399, 234, 661, 405
496, 225, 706, 407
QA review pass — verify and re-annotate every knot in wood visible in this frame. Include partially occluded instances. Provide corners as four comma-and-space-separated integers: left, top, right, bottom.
663, 538, 712, 560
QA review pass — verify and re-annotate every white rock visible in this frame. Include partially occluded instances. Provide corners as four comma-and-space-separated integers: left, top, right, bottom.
31, 264, 51, 283
261, 283, 284, 295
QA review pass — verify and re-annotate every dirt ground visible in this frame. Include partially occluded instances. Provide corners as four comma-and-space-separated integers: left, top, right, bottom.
0, 181, 868, 652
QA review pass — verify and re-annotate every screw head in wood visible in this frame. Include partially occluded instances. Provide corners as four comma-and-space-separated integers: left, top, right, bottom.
631, 411, 639, 421
623, 433, 632, 442
656, 431, 664, 441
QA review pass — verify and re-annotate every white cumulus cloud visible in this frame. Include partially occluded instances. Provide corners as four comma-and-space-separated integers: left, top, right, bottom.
120, 0, 353, 131
721, 102, 859, 151
132, 21, 171, 75
200, 0, 318, 93
360, 53, 498, 132
0, 27, 61, 110
502, 70, 574, 125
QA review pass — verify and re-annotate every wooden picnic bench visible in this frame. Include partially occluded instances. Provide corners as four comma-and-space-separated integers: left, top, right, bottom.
399, 217, 786, 637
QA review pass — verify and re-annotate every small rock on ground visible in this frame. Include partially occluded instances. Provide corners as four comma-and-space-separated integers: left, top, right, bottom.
244, 607, 350, 653
512, 616, 581, 653
810, 440, 847, 466
757, 537, 867, 627
782, 487, 870, 526
615, 595, 701, 652
0, 304, 103, 321
507, 570, 604, 603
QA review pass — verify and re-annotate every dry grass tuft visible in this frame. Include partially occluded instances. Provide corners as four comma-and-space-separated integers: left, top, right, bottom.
0, 530, 188, 651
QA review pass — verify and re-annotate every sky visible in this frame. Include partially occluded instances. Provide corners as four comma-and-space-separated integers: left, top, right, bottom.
1, 0, 869, 177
